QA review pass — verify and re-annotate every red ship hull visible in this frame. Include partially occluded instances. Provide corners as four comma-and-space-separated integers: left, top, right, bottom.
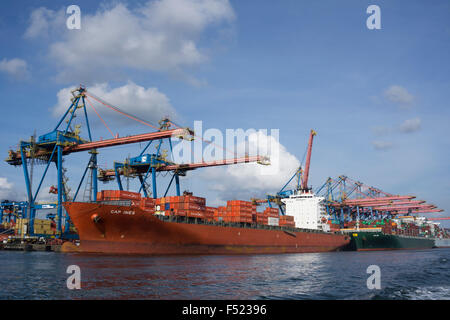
64, 202, 351, 255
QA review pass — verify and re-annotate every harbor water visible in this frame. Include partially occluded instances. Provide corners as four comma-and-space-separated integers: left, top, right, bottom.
0, 248, 449, 300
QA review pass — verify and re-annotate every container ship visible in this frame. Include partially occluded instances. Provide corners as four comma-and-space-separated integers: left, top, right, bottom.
64, 190, 351, 255
342, 216, 440, 251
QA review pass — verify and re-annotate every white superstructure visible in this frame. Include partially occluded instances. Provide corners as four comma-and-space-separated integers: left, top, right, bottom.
281, 191, 330, 232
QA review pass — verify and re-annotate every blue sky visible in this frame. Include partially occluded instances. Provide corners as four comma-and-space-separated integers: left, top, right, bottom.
0, 0, 449, 226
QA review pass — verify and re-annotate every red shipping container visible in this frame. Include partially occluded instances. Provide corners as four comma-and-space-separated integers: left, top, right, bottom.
205, 206, 216, 214
227, 206, 252, 213
226, 200, 252, 207
184, 196, 206, 205
141, 207, 155, 214
181, 202, 205, 211
186, 211, 205, 219
117, 190, 141, 200
131, 200, 140, 206
172, 209, 186, 217
141, 198, 156, 208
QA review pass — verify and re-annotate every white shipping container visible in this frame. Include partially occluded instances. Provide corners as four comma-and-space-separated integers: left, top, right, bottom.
268, 217, 279, 226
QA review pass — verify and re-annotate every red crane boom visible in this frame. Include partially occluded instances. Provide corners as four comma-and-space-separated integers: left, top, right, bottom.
301, 129, 316, 190
372, 204, 436, 211
100, 155, 269, 178
66, 128, 190, 153
341, 196, 416, 204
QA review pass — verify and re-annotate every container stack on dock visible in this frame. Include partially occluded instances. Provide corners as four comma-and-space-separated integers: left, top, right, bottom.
14, 218, 27, 236
8, 218, 57, 237
33, 219, 56, 235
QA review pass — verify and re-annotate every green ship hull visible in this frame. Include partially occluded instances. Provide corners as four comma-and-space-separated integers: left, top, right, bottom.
348, 231, 434, 251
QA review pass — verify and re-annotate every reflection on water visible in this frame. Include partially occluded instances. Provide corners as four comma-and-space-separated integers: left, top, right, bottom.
0, 249, 449, 299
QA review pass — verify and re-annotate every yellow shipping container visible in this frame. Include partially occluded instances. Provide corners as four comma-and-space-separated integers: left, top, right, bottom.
34, 223, 51, 228
15, 219, 28, 229
34, 219, 52, 226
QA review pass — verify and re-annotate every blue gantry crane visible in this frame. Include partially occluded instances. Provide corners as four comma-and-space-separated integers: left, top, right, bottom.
314, 175, 442, 227
5, 86, 94, 235
5, 86, 195, 237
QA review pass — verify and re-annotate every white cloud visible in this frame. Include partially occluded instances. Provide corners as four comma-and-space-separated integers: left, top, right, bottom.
0, 177, 21, 201
25, 0, 235, 82
199, 131, 300, 201
400, 117, 421, 133
0, 58, 30, 79
371, 125, 392, 136
53, 82, 176, 129
24, 7, 65, 39
384, 85, 414, 107
372, 140, 394, 150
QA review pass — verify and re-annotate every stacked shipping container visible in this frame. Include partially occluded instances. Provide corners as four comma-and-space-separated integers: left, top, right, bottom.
223, 200, 254, 223
96, 191, 296, 228
156, 195, 206, 219
280, 215, 295, 227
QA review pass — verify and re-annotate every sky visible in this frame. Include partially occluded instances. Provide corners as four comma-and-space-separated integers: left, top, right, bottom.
0, 0, 449, 226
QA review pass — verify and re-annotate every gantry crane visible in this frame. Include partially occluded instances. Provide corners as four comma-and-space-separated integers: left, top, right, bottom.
5, 86, 194, 236
6, 85, 270, 237
315, 175, 443, 226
